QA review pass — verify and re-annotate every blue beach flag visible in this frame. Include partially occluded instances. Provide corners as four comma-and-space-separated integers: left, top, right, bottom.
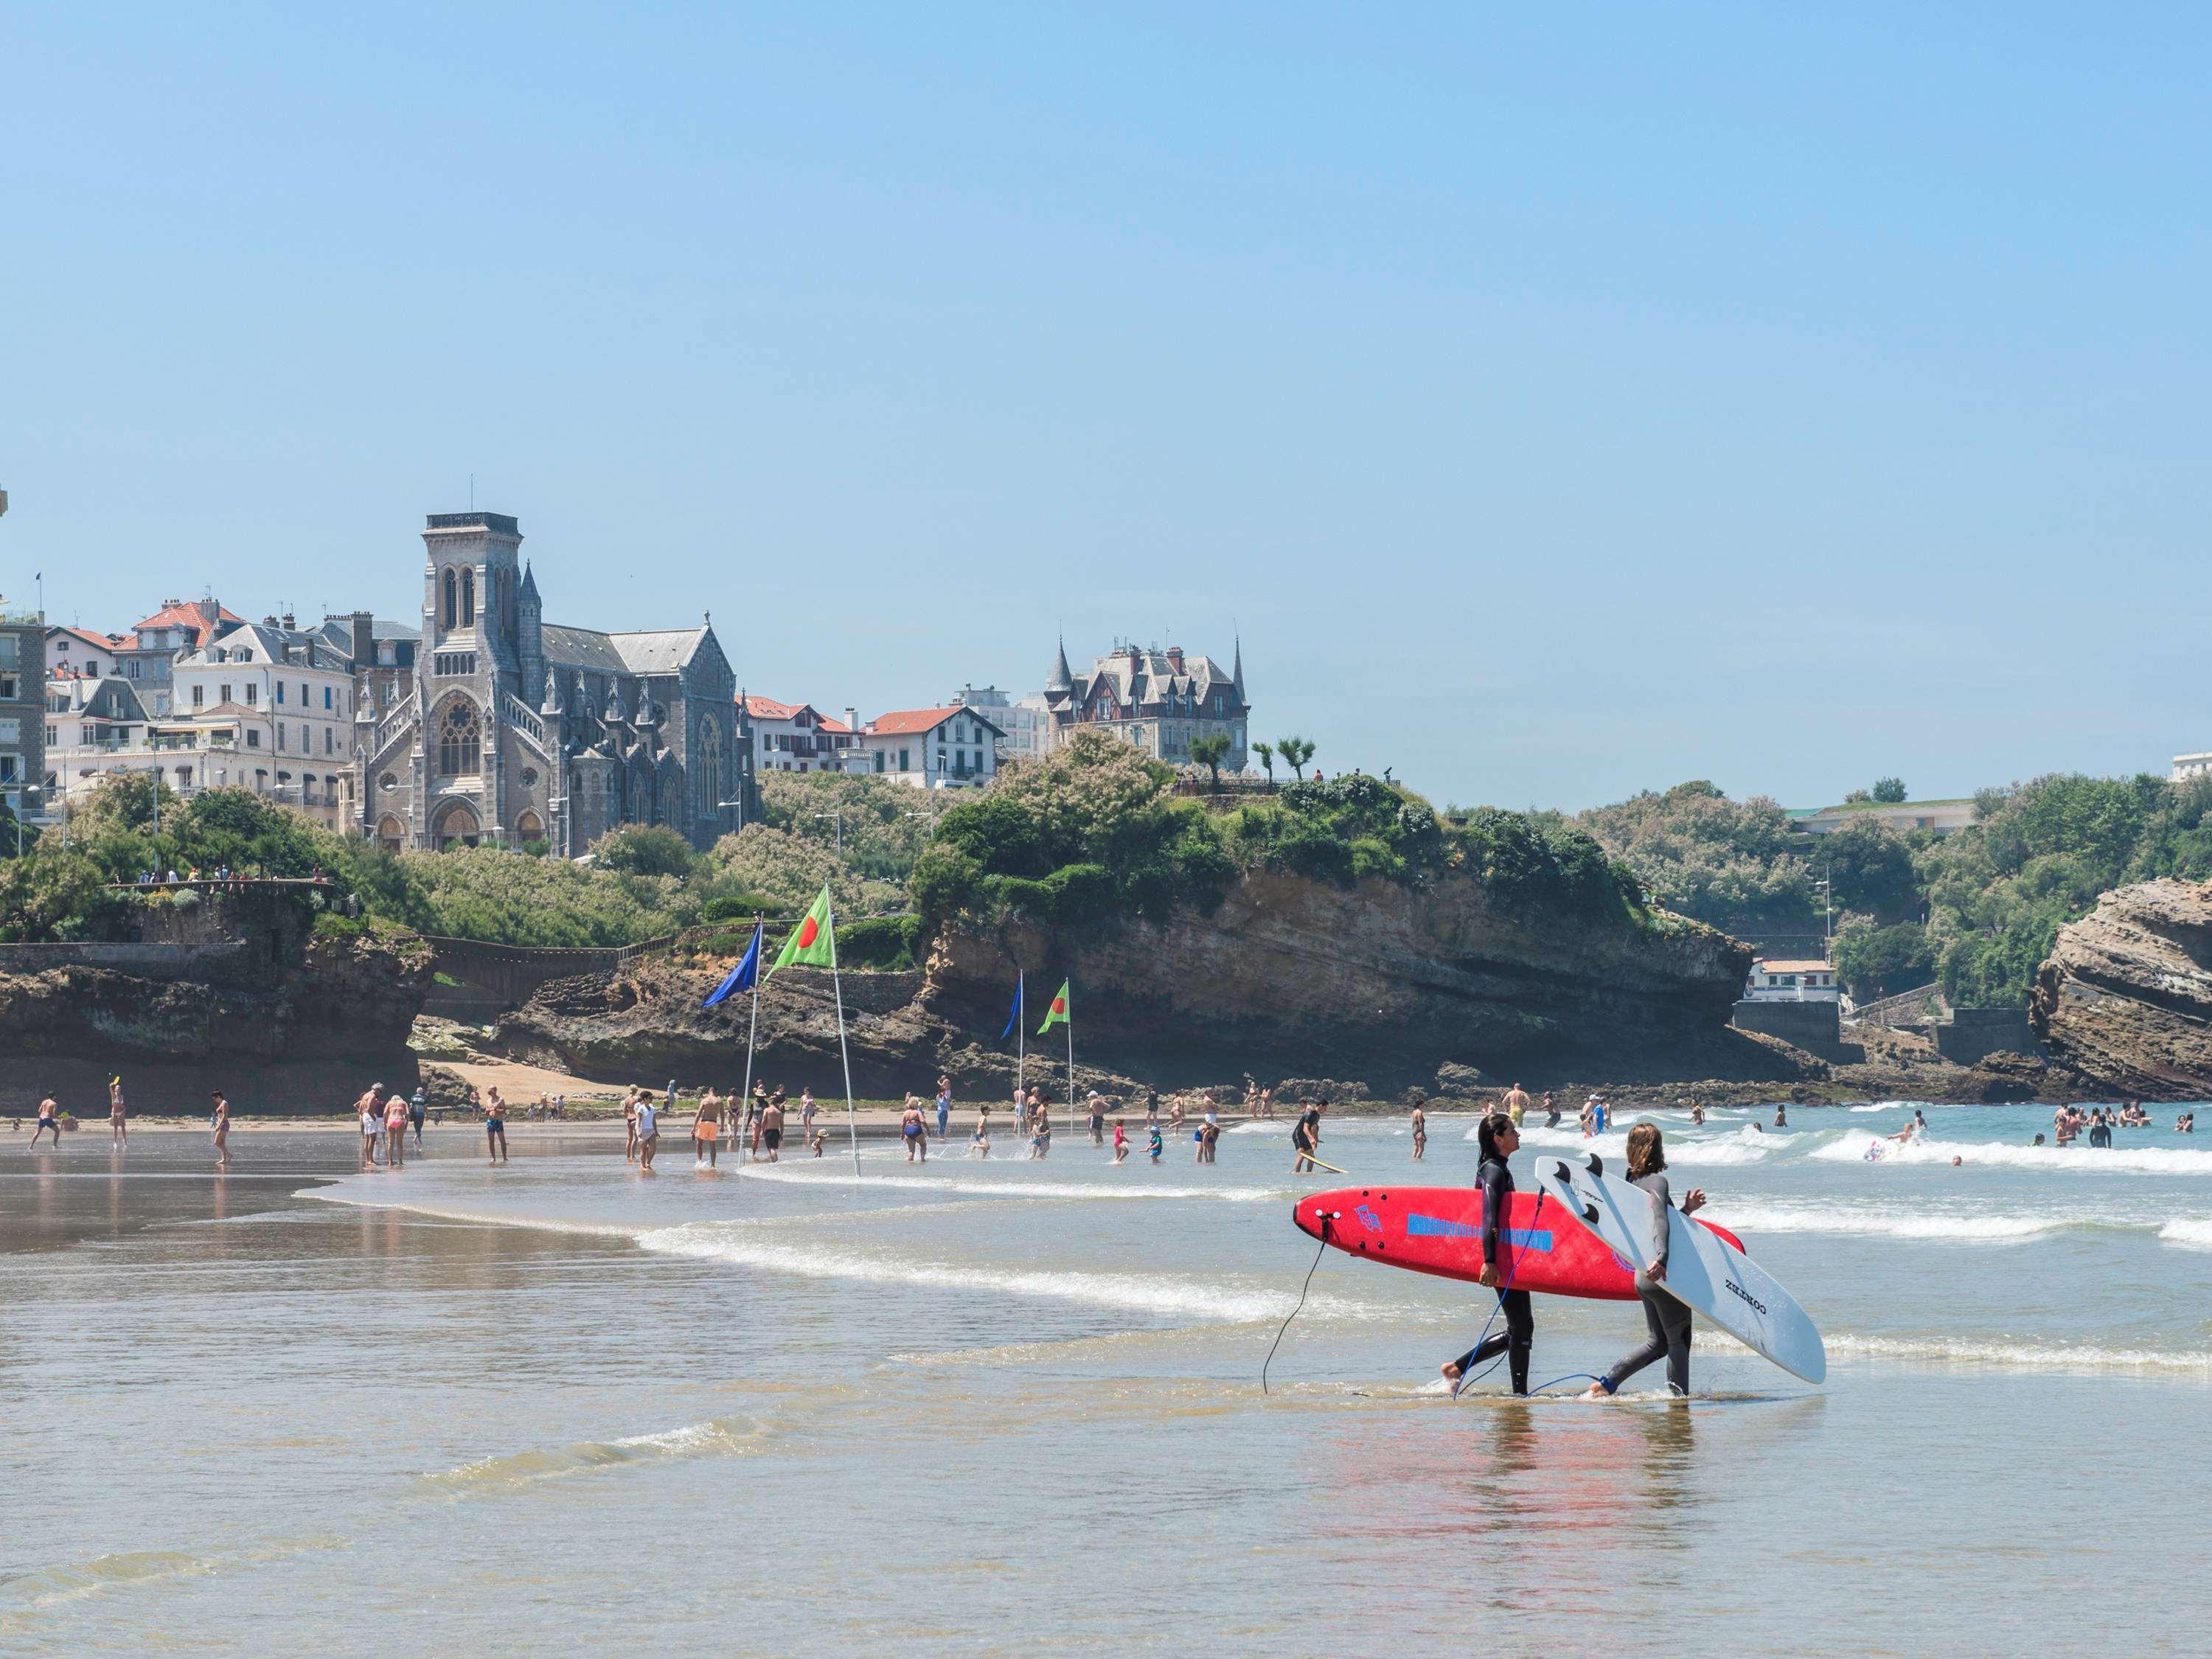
999, 971, 1024, 1040
703, 922, 764, 1009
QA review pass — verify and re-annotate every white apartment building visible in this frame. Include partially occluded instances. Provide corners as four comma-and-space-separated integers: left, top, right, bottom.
847, 706, 1004, 788
2174, 751, 2212, 783
951, 684, 1048, 763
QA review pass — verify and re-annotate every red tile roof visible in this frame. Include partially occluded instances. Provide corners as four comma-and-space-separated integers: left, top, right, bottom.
132, 599, 243, 645
49, 626, 125, 655
865, 706, 964, 736
742, 694, 801, 720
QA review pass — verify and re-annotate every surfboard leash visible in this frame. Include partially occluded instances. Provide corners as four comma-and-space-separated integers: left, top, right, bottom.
1453, 1188, 1550, 1399
1262, 1211, 1337, 1396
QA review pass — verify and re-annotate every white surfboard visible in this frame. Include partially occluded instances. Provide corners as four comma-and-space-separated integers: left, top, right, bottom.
1536, 1155, 1826, 1384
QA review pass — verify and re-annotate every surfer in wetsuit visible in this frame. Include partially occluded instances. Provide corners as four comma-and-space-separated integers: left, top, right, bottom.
1440, 1113, 1534, 1397
1587, 1122, 1705, 1400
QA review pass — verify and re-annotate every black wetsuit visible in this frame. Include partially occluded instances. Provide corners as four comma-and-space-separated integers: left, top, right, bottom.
1449, 1153, 1533, 1394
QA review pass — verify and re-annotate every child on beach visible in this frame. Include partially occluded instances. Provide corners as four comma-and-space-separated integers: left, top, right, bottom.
972, 1105, 991, 1158
810, 1127, 827, 1157
1147, 1123, 1164, 1164
1113, 1119, 1128, 1163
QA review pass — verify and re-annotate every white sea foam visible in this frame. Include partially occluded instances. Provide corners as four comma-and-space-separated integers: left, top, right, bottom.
424, 1417, 761, 1492
1828, 1332, 2212, 1376
1700, 1201, 2075, 1242
1812, 1135, 2212, 1175
637, 1222, 1378, 1324
2157, 1218, 2212, 1248
1848, 1104, 1896, 1113
737, 1166, 1284, 1203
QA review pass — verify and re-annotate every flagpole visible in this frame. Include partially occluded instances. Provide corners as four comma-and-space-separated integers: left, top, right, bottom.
827, 891, 860, 1179
1065, 983, 1076, 1143
1015, 969, 1025, 1110
739, 917, 762, 1121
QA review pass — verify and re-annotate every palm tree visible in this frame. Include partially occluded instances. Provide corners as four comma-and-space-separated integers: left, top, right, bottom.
1251, 740, 1276, 788
1276, 735, 1315, 781
1189, 733, 1232, 793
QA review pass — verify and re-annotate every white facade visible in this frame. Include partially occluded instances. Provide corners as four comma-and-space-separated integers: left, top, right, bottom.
2174, 752, 2212, 783
849, 706, 1004, 789
742, 695, 856, 775
1743, 959, 1840, 1003
951, 684, 1047, 762
45, 627, 125, 683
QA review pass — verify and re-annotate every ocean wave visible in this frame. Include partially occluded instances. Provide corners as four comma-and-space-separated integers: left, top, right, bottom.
1812, 1135, 2212, 1174
637, 1222, 1388, 1324
2158, 1218, 2212, 1248
1508, 1124, 1784, 1166
1700, 1201, 2077, 1242
422, 1418, 762, 1494
0, 1537, 344, 1615
1828, 1332, 2212, 1376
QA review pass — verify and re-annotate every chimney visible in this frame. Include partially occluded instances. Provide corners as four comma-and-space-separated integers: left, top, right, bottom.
1166, 646, 1185, 673
349, 610, 374, 667
196, 597, 218, 627
280, 610, 295, 631
845, 706, 858, 749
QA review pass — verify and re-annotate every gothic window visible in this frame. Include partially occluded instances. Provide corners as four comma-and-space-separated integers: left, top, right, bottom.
520, 766, 539, 788
438, 699, 481, 776
461, 568, 476, 627
697, 723, 723, 821
442, 569, 456, 629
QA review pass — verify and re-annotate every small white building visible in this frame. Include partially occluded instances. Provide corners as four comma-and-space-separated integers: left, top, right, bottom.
742, 695, 858, 775
2174, 752, 2212, 783
849, 706, 1005, 788
1744, 959, 1840, 1002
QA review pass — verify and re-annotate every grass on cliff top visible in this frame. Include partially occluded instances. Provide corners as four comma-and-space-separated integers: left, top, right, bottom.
911, 728, 1651, 933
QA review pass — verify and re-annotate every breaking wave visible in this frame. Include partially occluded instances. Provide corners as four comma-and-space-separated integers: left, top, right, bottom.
422, 1418, 765, 1493
1828, 1332, 2212, 1376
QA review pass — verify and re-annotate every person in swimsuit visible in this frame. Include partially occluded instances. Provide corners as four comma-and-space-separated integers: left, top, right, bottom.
901, 1097, 925, 1163
1259, 1086, 1274, 1121
1032, 1113, 1051, 1160
971, 1105, 991, 1158
384, 1085, 408, 1169
1145, 1088, 1160, 1130
800, 1088, 817, 1141
1411, 1102, 1427, 1161
694, 1088, 723, 1169
1088, 1091, 1106, 1146
760, 1096, 784, 1162
409, 1087, 428, 1151
1587, 1123, 1705, 1400
484, 1086, 509, 1165
1773, 1104, 1788, 1130
1441, 1113, 1535, 1397
109, 1077, 127, 1147
28, 1093, 61, 1151
1688, 1100, 1705, 1127
1543, 1092, 1559, 1127
623, 1089, 640, 1162
209, 1091, 232, 1169
1503, 1083, 1530, 1127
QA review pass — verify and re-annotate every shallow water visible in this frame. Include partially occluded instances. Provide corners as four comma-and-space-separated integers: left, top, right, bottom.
3, 1102, 2209, 1653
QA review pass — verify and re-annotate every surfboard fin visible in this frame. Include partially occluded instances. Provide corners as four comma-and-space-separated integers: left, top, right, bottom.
1584, 1153, 1604, 1177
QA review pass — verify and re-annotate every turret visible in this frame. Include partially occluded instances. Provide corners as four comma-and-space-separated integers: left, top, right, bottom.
518, 561, 544, 706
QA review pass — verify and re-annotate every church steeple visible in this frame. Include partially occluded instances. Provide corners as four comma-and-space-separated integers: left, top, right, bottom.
1231, 631, 1245, 701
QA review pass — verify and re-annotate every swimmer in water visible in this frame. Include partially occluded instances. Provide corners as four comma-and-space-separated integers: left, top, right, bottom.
1411, 1101, 1427, 1161
1773, 1104, 1788, 1129
1440, 1113, 1534, 1398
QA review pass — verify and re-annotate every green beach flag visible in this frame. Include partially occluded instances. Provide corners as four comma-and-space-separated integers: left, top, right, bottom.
771, 885, 836, 975
1037, 979, 1071, 1034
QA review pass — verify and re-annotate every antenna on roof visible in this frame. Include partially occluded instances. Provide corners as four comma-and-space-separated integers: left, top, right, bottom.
470, 473, 476, 510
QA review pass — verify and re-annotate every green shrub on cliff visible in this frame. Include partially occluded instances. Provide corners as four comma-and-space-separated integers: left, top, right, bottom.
1575, 780, 1815, 928
911, 728, 1640, 931
757, 772, 935, 886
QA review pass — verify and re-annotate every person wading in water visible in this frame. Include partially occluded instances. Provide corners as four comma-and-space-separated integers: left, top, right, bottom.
1440, 1112, 1535, 1397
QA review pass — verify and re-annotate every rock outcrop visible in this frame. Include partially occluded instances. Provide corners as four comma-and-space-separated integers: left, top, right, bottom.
497, 868, 1807, 1096
0, 898, 433, 1115
2031, 877, 2212, 1098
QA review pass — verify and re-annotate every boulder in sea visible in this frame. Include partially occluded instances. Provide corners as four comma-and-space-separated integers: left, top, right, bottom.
2030, 877, 2212, 1099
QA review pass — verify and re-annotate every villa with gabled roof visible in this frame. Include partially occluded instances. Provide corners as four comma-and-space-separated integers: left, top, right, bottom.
1041, 638, 1248, 771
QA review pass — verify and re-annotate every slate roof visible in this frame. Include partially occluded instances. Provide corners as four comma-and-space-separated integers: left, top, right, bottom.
1044, 646, 1245, 717
609, 627, 709, 676
540, 625, 631, 676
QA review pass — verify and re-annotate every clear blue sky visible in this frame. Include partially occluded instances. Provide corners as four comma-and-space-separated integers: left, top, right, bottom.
6, 4, 2207, 810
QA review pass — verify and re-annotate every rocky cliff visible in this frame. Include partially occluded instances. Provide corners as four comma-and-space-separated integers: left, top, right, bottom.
496, 867, 1801, 1097
0, 898, 434, 1115
2031, 877, 2212, 1098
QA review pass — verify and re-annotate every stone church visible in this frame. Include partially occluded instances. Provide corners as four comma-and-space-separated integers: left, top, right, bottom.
355, 511, 748, 855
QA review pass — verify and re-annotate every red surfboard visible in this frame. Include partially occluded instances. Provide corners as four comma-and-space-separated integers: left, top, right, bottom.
1292, 1185, 1747, 1301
